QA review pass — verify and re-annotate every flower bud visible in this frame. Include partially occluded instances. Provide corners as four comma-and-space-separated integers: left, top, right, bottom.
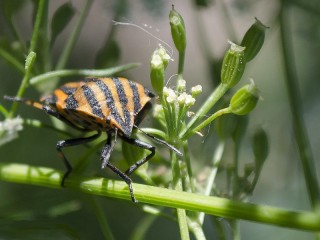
221, 41, 246, 89
169, 6, 186, 53
229, 80, 259, 115
241, 18, 268, 62
150, 52, 165, 95
156, 45, 172, 69
177, 79, 186, 92
191, 85, 202, 97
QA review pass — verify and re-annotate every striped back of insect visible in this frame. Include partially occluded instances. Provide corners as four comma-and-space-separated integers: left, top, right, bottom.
43, 77, 155, 136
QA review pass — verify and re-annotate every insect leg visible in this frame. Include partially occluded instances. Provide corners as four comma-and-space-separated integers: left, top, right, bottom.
100, 129, 137, 203
100, 129, 117, 169
105, 162, 136, 203
57, 131, 101, 186
122, 136, 155, 176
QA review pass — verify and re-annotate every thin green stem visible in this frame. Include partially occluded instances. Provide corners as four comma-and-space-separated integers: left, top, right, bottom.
131, 214, 158, 240
55, 0, 92, 70
29, 0, 46, 53
180, 83, 229, 139
188, 219, 206, 240
7, 1, 46, 117
182, 107, 231, 140
88, 197, 115, 240
232, 140, 240, 200
230, 219, 240, 240
29, 63, 140, 85
183, 141, 195, 193
199, 141, 225, 224
279, 2, 320, 210
8, 52, 36, 117
0, 163, 320, 231
171, 152, 190, 239
0, 104, 9, 117
178, 51, 185, 79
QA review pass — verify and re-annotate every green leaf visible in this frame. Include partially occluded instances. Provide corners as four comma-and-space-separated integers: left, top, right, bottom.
95, 39, 121, 68
50, 2, 75, 47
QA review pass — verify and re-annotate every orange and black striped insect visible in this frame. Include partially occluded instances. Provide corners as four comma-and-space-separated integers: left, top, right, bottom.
5, 77, 182, 202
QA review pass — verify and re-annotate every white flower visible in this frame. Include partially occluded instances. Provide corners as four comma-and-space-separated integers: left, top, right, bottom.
163, 87, 177, 103
151, 54, 163, 68
177, 79, 186, 92
185, 95, 195, 106
0, 116, 24, 146
191, 85, 202, 97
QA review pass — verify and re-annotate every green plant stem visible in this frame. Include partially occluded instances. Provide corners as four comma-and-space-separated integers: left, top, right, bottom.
180, 83, 229, 139
187, 219, 206, 240
55, 0, 92, 70
7, 0, 46, 117
30, 0, 46, 52
279, 2, 320, 211
178, 51, 185, 79
0, 163, 320, 231
29, 63, 140, 85
131, 214, 158, 240
182, 107, 231, 140
8, 52, 36, 118
199, 141, 225, 224
230, 219, 240, 240
88, 197, 115, 240
232, 139, 240, 200
171, 152, 190, 239
0, 104, 9, 117
183, 141, 195, 193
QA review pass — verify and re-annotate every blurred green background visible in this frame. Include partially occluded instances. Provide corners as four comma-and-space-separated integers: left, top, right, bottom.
0, 0, 319, 239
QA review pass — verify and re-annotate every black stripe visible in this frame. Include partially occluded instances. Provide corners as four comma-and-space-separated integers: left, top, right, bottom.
95, 79, 132, 136
145, 88, 155, 98
113, 77, 131, 125
66, 95, 78, 110
60, 86, 77, 95
128, 80, 141, 115
82, 85, 104, 119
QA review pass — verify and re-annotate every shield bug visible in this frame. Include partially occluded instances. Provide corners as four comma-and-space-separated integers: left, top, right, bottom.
5, 77, 182, 203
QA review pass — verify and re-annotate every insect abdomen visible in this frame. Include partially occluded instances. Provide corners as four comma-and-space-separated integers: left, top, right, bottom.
54, 77, 154, 136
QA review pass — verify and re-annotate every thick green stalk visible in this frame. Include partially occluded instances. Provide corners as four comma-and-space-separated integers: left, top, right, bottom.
279, 2, 320, 210
0, 163, 320, 231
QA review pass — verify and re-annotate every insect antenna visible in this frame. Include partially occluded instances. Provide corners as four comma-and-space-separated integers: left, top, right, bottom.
4, 95, 44, 110
133, 124, 183, 156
